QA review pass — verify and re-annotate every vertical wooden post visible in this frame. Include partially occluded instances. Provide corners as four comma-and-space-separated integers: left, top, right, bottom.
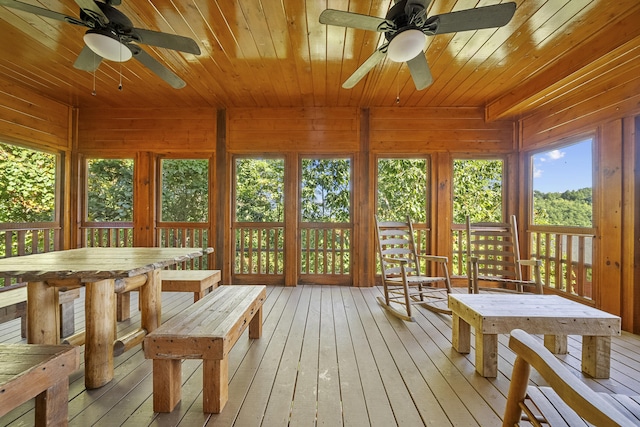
26, 281, 59, 344
215, 109, 228, 282
85, 279, 115, 388
140, 269, 162, 333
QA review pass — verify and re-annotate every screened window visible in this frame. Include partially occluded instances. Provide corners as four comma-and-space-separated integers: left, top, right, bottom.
0, 143, 56, 223
453, 159, 503, 223
160, 159, 208, 222
532, 138, 593, 227
376, 158, 428, 222
301, 158, 351, 222
235, 158, 284, 222
86, 158, 134, 222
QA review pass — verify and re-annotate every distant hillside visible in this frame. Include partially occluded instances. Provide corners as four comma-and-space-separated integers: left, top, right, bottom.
533, 188, 592, 227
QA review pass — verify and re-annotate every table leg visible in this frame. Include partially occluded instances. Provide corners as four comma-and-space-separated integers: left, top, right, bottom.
85, 279, 115, 389
140, 270, 162, 333
452, 313, 470, 353
475, 332, 498, 378
582, 335, 611, 378
544, 334, 568, 354
26, 281, 59, 344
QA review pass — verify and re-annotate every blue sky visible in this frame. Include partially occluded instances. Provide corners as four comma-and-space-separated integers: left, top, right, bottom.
532, 138, 593, 193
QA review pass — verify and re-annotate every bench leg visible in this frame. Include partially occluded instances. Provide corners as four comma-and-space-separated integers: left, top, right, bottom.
582, 335, 611, 378
203, 357, 228, 413
451, 313, 470, 353
60, 299, 75, 338
249, 306, 262, 339
34, 378, 69, 427
117, 292, 131, 321
476, 332, 498, 378
544, 334, 568, 354
153, 359, 182, 412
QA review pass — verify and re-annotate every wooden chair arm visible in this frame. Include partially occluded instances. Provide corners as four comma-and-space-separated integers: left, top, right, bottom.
504, 329, 633, 427
382, 257, 407, 265
518, 258, 542, 267
417, 254, 448, 263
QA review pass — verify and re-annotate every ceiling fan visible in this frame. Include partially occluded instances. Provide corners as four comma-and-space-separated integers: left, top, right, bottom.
319, 0, 516, 90
0, 0, 201, 88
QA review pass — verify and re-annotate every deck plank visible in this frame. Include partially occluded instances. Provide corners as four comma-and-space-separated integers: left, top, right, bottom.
1, 285, 640, 426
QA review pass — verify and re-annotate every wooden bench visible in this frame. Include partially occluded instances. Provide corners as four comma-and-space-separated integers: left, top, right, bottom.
0, 343, 80, 426
143, 285, 266, 414
160, 269, 221, 302
503, 328, 640, 426
116, 269, 221, 321
0, 286, 80, 338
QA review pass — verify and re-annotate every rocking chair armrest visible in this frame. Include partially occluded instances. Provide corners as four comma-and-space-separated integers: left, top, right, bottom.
382, 257, 408, 265
417, 254, 448, 263
519, 258, 542, 267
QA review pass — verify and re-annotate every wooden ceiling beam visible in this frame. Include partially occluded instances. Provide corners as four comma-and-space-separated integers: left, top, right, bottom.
485, 4, 640, 122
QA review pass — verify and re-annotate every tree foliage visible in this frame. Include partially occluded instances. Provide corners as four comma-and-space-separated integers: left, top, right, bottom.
161, 159, 208, 222
87, 159, 134, 222
453, 159, 503, 224
301, 159, 350, 222
235, 158, 284, 222
377, 158, 427, 222
0, 143, 56, 223
533, 188, 592, 227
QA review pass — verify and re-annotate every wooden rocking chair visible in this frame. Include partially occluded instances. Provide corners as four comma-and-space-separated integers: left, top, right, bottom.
503, 329, 640, 426
466, 215, 543, 294
375, 216, 452, 321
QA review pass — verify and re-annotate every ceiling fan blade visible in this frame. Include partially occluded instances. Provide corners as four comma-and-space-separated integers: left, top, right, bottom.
0, 0, 84, 25
406, 53, 433, 90
433, 2, 516, 34
320, 9, 393, 32
73, 45, 102, 71
129, 45, 186, 89
343, 47, 387, 89
74, 0, 108, 26
130, 28, 201, 55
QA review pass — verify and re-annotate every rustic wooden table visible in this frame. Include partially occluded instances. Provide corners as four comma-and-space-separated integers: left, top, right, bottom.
448, 293, 621, 378
0, 247, 212, 389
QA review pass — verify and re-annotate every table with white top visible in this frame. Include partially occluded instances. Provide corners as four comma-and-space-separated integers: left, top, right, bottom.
448, 293, 621, 378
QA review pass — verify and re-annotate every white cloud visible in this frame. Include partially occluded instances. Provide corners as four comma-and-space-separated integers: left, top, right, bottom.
533, 165, 543, 178
546, 150, 565, 161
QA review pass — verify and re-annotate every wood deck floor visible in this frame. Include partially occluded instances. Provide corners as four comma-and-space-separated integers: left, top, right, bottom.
1, 285, 640, 426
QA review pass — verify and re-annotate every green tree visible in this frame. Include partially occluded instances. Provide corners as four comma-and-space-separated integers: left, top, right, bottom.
377, 158, 427, 222
301, 159, 350, 222
533, 188, 592, 227
453, 159, 503, 223
0, 143, 56, 223
235, 158, 284, 222
161, 159, 208, 222
87, 159, 133, 222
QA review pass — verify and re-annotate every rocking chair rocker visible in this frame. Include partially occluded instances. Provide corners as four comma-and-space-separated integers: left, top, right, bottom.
375, 215, 452, 321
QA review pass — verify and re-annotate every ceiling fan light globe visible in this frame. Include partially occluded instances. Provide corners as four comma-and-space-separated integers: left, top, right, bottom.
84, 29, 132, 62
387, 29, 426, 62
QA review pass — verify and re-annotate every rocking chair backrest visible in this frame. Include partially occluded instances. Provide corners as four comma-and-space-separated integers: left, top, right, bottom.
466, 214, 523, 282
375, 215, 421, 280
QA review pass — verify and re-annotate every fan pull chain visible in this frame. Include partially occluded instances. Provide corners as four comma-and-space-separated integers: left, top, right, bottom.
92, 55, 97, 96
396, 77, 400, 104
118, 37, 123, 91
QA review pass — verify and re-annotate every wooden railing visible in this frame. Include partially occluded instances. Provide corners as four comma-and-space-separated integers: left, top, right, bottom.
451, 223, 594, 301
300, 223, 351, 275
528, 226, 594, 300
81, 222, 134, 248
156, 222, 209, 270
0, 222, 60, 287
233, 222, 284, 275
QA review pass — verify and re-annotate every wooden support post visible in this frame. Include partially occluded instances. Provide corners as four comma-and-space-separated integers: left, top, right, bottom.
203, 357, 228, 413
85, 279, 116, 389
27, 281, 59, 345
152, 359, 182, 413
140, 270, 162, 334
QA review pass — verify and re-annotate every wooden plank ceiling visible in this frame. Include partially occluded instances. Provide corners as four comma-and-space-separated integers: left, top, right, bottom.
1, 0, 639, 117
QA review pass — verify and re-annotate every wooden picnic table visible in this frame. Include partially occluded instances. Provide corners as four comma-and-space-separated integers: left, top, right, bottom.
0, 247, 212, 389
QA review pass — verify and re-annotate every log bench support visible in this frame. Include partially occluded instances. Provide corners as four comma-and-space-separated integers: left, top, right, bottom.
144, 285, 265, 414
0, 286, 80, 339
117, 269, 221, 321
0, 344, 80, 426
